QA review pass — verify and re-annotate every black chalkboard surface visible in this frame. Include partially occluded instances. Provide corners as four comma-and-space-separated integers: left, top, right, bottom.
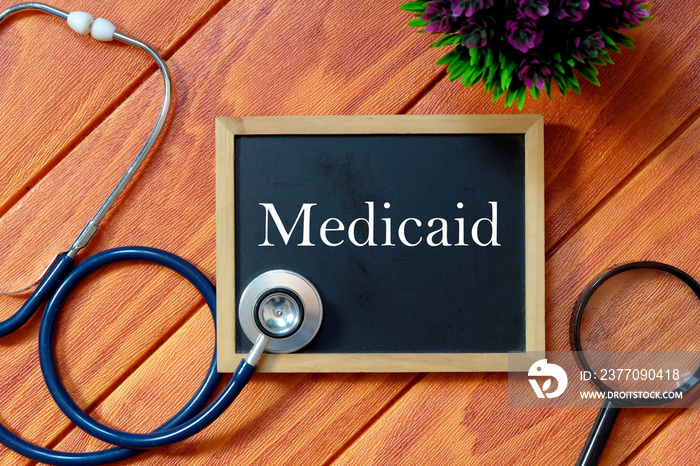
217, 115, 544, 372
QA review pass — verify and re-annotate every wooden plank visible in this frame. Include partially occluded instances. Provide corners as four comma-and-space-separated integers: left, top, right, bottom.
331, 117, 700, 465
0, 0, 446, 463
2, 1, 694, 465
50, 305, 417, 465
625, 409, 700, 464
0, 0, 225, 217
408, 0, 700, 250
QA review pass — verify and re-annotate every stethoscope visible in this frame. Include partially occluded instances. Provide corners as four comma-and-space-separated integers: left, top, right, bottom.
0, 4, 320, 465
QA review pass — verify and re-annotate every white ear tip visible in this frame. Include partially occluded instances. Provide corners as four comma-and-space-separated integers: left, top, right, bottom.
67, 11, 94, 35
91, 18, 116, 41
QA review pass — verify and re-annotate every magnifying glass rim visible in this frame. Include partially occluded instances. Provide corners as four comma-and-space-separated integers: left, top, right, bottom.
571, 261, 700, 407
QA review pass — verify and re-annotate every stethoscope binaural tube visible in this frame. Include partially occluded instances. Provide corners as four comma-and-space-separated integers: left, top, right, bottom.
0, 4, 319, 463
0, 1, 171, 336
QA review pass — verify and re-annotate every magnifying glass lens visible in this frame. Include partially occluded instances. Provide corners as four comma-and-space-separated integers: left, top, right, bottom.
575, 266, 700, 397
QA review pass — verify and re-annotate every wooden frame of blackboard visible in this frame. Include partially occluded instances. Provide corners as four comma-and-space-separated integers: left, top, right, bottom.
216, 115, 544, 372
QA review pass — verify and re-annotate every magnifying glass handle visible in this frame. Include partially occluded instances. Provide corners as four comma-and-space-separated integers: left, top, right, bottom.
0, 253, 74, 337
576, 400, 620, 466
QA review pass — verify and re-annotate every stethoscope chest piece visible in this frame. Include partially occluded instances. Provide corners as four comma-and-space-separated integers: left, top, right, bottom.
239, 270, 322, 353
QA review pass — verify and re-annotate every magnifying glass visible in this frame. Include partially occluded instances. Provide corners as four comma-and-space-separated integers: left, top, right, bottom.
571, 262, 700, 466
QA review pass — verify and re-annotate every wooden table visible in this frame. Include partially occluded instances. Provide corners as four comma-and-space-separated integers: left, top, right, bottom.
0, 0, 698, 464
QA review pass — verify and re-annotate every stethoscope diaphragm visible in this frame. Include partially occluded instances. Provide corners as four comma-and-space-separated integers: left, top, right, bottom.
238, 270, 323, 353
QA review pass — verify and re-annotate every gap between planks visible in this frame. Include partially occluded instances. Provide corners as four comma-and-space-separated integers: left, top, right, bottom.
25, 299, 209, 466
312, 87, 700, 465
546, 104, 700, 261
6, 6, 451, 465
14, 4, 697, 464
0, 0, 232, 221
619, 408, 688, 466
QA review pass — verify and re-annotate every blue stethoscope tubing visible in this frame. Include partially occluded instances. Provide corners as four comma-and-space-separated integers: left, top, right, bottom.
0, 4, 258, 463
0, 247, 256, 465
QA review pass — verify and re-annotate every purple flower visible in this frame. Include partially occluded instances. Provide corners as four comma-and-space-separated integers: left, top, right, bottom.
451, 0, 494, 17
601, 0, 650, 28
516, 0, 550, 20
506, 14, 543, 53
459, 17, 494, 48
570, 30, 605, 60
518, 57, 552, 89
422, 1, 455, 33
555, 0, 590, 22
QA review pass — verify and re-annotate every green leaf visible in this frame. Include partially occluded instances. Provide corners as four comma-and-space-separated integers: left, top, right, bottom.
605, 43, 621, 54
553, 52, 562, 62
399, 1, 428, 12
445, 57, 462, 73
492, 84, 506, 101
469, 47, 480, 66
601, 51, 615, 65
466, 73, 482, 87
435, 49, 459, 66
607, 30, 636, 49
588, 56, 607, 66
499, 59, 515, 90
461, 67, 482, 87
407, 18, 429, 28
529, 86, 540, 99
450, 66, 469, 82
553, 75, 567, 97
448, 59, 471, 81
505, 89, 518, 107
485, 47, 494, 68
500, 69, 512, 90
575, 64, 600, 86
600, 31, 617, 47
486, 65, 498, 88
545, 76, 553, 100
557, 71, 572, 91
430, 34, 461, 48
517, 87, 526, 110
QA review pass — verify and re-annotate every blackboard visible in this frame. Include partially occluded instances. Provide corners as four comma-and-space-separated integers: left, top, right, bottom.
216, 115, 544, 372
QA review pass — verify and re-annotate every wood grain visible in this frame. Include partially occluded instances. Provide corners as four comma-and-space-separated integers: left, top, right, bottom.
0, 0, 698, 464
0, 0, 445, 463
51, 305, 418, 465
0, 0, 224, 218
332, 114, 700, 466
626, 409, 700, 465
408, 0, 700, 251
